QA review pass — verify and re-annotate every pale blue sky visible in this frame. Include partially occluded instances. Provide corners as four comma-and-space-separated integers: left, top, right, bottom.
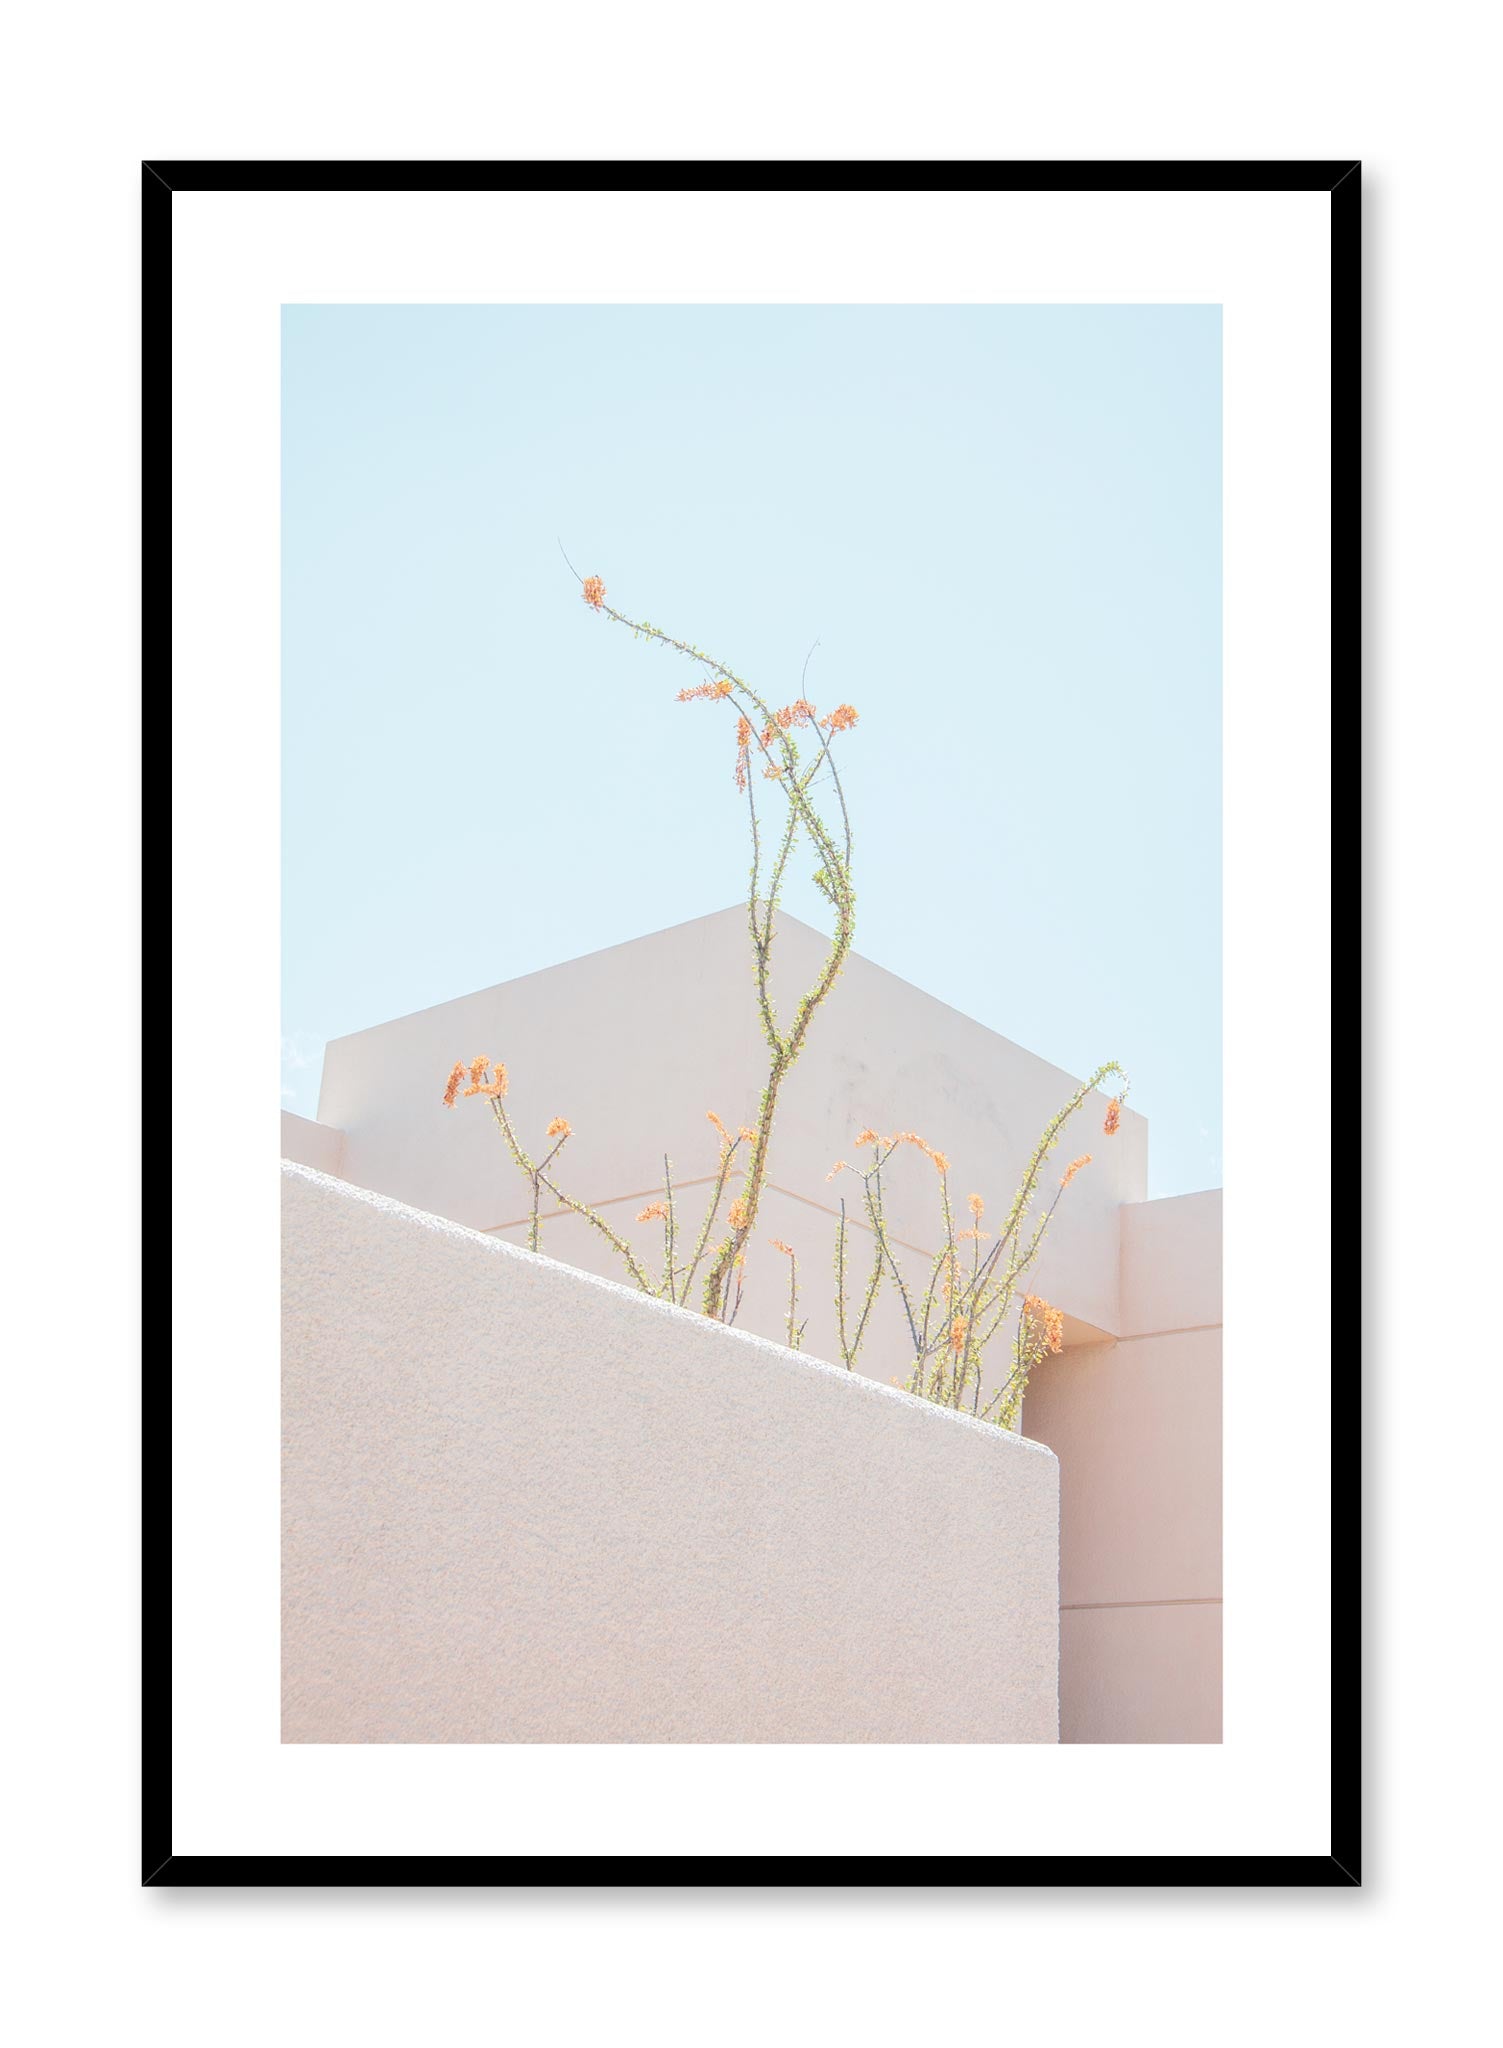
283, 304, 1220, 1197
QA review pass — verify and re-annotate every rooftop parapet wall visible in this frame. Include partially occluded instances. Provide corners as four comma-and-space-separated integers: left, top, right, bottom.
1119, 1187, 1223, 1336
282, 1162, 1061, 1744
280, 1109, 345, 1178
316, 906, 1146, 1341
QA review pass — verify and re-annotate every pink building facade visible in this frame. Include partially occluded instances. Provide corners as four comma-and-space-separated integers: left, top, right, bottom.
283, 907, 1221, 1742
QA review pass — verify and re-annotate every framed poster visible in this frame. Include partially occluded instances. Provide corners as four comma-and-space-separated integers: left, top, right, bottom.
150, 159, 1357, 1885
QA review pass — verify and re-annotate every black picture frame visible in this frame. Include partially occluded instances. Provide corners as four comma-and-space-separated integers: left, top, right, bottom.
146, 157, 1360, 1889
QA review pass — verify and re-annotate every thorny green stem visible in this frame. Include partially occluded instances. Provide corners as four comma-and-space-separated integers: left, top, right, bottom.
662, 1153, 677, 1297
533, 1162, 657, 1293
785, 1251, 801, 1350
676, 1134, 743, 1306
585, 599, 858, 1321
834, 1193, 885, 1370
834, 1201, 850, 1363
484, 1094, 576, 1258
722, 1255, 746, 1328
854, 1249, 883, 1357
862, 1155, 922, 1361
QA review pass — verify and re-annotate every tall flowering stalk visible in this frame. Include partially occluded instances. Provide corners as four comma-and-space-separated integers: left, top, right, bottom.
829, 1069, 1129, 1427
768, 1238, 808, 1351
444, 571, 859, 1325
579, 572, 859, 1321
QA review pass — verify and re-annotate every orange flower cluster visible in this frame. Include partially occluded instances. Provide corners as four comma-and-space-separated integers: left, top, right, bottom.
826, 1131, 973, 1186
948, 1314, 969, 1357
968, 1192, 985, 1219
727, 1196, 750, 1230
446, 1056, 508, 1103
753, 701, 823, 749
581, 576, 606, 609
763, 761, 785, 779
822, 704, 859, 732
545, 1117, 572, 1139
1103, 1098, 1121, 1135
637, 1201, 668, 1223
676, 679, 734, 702
956, 1225, 991, 1243
769, 1238, 795, 1258
1060, 1154, 1091, 1187
706, 1116, 758, 1157
1023, 1294, 1065, 1355
850, 1126, 952, 1173
734, 714, 753, 790
707, 1109, 746, 1155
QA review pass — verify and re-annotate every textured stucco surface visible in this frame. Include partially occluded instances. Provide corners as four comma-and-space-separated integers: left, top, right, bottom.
282, 1163, 1061, 1744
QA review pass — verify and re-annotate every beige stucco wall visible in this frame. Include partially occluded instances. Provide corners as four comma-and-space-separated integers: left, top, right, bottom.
1119, 1186, 1223, 1336
1020, 1190, 1222, 1742
280, 1108, 345, 1178
282, 1162, 1062, 1744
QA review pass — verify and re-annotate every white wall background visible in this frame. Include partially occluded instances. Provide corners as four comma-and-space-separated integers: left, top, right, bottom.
3, 15, 1491, 2048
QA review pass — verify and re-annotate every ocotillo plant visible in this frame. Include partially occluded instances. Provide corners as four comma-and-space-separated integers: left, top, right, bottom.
828, 1068, 1129, 1427
444, 570, 1128, 1426
445, 570, 859, 1324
